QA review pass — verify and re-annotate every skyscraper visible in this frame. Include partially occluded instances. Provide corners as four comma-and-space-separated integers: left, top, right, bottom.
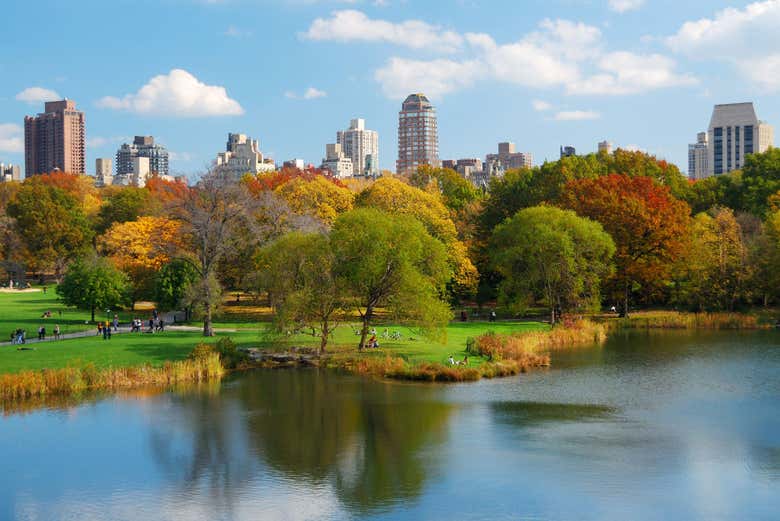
95, 158, 113, 186
397, 93, 439, 175
116, 136, 169, 178
706, 102, 774, 176
688, 132, 709, 180
337, 118, 379, 177
24, 99, 86, 177
215, 133, 274, 179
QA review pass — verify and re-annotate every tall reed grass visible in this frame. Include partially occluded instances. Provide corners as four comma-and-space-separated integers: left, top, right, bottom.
613, 312, 767, 330
0, 353, 224, 402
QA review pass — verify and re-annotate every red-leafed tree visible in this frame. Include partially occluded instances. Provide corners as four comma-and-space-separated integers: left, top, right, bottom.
560, 174, 691, 315
244, 167, 346, 195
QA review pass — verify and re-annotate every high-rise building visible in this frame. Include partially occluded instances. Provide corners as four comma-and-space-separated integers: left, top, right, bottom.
116, 136, 169, 178
215, 133, 274, 179
95, 158, 113, 187
598, 141, 613, 154
397, 93, 439, 175
706, 102, 774, 176
24, 99, 86, 177
688, 132, 709, 180
485, 142, 533, 174
320, 143, 353, 179
0, 163, 21, 182
560, 146, 576, 158
337, 118, 379, 177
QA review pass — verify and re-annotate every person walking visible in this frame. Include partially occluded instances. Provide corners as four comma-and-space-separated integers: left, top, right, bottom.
38, 325, 45, 340
113, 314, 119, 332
53, 324, 61, 340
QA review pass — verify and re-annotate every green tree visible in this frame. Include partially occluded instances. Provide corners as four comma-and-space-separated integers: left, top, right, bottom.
57, 254, 130, 322
331, 208, 452, 350
256, 232, 345, 353
742, 148, 780, 216
7, 179, 93, 279
751, 210, 780, 306
95, 186, 151, 232
154, 259, 200, 314
490, 206, 615, 324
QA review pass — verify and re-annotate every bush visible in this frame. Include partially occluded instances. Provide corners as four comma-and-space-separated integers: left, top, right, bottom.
188, 343, 216, 361
215, 337, 248, 369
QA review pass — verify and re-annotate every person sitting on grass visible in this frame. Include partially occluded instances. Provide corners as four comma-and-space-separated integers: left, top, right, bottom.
367, 333, 378, 349
459, 356, 468, 366
448, 355, 456, 365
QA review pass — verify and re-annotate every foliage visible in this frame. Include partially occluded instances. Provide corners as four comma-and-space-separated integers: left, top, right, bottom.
154, 259, 200, 312
490, 206, 615, 323
560, 174, 691, 314
685, 171, 745, 214
256, 232, 345, 353
96, 187, 151, 233
331, 208, 453, 349
274, 176, 354, 225
7, 179, 93, 277
742, 148, 780, 216
410, 165, 482, 212
56, 254, 130, 322
34, 172, 102, 216
356, 176, 478, 296
245, 167, 346, 194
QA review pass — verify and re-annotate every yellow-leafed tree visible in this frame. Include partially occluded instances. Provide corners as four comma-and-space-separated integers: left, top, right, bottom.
275, 176, 354, 225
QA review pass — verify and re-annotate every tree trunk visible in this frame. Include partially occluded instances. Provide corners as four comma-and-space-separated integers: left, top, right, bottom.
359, 306, 373, 350
624, 281, 630, 318
203, 305, 214, 337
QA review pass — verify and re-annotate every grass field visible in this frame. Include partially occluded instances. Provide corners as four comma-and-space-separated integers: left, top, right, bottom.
0, 289, 549, 374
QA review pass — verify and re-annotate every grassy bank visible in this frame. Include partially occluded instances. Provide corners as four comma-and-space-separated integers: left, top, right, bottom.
0, 353, 223, 401
609, 311, 772, 330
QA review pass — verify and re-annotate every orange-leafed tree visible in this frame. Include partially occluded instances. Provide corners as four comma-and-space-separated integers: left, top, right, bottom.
36, 171, 102, 216
99, 216, 183, 303
145, 176, 189, 211
560, 174, 691, 315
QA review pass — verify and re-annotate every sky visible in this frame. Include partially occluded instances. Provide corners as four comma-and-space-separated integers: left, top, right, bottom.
1, 0, 779, 177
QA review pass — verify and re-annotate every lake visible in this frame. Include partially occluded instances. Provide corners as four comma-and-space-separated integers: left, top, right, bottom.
2, 330, 779, 520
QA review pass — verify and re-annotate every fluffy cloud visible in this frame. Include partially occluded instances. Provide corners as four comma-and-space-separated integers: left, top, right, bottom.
608, 0, 644, 13
97, 69, 244, 117
374, 57, 482, 99
308, 12, 695, 100
0, 124, 23, 153
302, 9, 463, 53
15, 87, 61, 104
285, 87, 328, 100
667, 0, 780, 90
554, 110, 600, 121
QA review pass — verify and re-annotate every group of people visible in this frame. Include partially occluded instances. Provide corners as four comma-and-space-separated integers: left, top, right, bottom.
10, 324, 61, 344
97, 321, 113, 340
130, 311, 165, 334
447, 355, 469, 366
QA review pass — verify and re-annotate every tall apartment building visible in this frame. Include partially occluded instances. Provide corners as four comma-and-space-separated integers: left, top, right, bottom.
24, 99, 86, 177
215, 133, 274, 179
485, 142, 533, 173
560, 146, 576, 158
598, 140, 613, 154
397, 93, 439, 175
321, 143, 354, 178
116, 136, 169, 178
688, 132, 709, 180
706, 102, 774, 176
95, 158, 113, 187
337, 118, 379, 177
0, 163, 21, 182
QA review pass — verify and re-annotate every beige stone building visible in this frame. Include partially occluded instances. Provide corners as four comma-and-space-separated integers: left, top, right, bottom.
24, 99, 86, 177
706, 102, 773, 176
397, 93, 439, 175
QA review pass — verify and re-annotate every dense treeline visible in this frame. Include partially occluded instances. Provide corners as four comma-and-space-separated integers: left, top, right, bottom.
1, 148, 779, 344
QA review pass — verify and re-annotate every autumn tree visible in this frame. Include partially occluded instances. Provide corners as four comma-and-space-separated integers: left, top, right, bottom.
35, 172, 102, 217
274, 176, 354, 225
95, 186, 151, 233
99, 216, 182, 303
560, 174, 691, 315
331, 208, 452, 350
490, 206, 615, 324
57, 254, 130, 322
7, 179, 93, 279
256, 232, 345, 353
356, 177, 478, 298
677, 208, 750, 310
172, 170, 266, 336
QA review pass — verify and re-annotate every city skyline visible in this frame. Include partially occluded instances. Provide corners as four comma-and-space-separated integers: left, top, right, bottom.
1, 1, 779, 176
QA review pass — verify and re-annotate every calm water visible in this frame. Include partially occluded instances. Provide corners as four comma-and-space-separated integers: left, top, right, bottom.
2, 330, 779, 521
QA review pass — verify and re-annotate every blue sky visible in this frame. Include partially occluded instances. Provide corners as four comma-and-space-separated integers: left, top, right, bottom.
1, 0, 778, 176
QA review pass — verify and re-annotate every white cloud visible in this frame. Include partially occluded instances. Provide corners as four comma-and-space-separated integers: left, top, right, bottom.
96, 69, 244, 117
302, 9, 463, 53
285, 87, 328, 100
374, 57, 483, 99
532, 99, 552, 111
608, 0, 644, 13
568, 52, 697, 94
15, 87, 61, 104
554, 110, 600, 121
0, 123, 23, 153
667, 0, 780, 90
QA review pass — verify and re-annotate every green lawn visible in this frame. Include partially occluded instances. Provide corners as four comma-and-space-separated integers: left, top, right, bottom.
0, 289, 548, 374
